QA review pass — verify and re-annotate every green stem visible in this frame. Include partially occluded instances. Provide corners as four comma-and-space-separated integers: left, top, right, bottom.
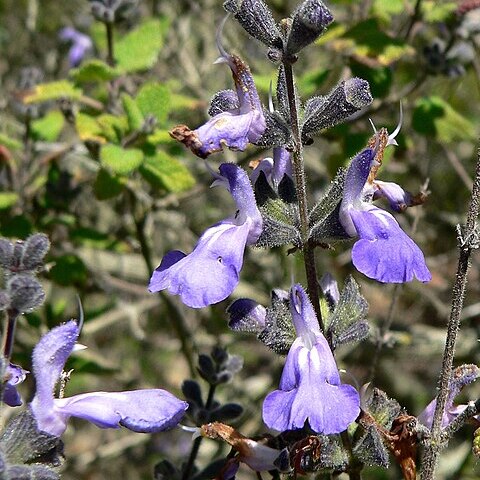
2, 308, 19, 361
421, 149, 480, 479
105, 22, 115, 67
282, 61, 323, 330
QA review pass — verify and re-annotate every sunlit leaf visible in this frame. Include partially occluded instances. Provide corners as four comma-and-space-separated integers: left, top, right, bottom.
31, 111, 65, 141
100, 144, 144, 175
412, 96, 476, 143
24, 80, 82, 103
115, 18, 168, 73
70, 59, 119, 83
139, 151, 195, 193
75, 112, 106, 143
0, 192, 18, 209
136, 83, 171, 126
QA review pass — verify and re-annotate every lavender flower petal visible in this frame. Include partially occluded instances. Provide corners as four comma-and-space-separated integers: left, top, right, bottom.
149, 221, 252, 308
373, 180, 413, 212
3, 364, 28, 407
46, 390, 188, 436
262, 284, 360, 434
227, 298, 267, 332
349, 207, 431, 283
170, 54, 265, 158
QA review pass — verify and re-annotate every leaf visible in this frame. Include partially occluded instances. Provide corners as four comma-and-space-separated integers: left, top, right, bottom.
31, 111, 65, 141
146, 129, 176, 145
93, 168, 126, 200
333, 19, 414, 66
298, 69, 330, 97
350, 60, 392, 98
412, 96, 476, 143
421, 1, 457, 22
100, 144, 144, 175
75, 112, 106, 143
0, 133, 22, 150
371, 0, 404, 23
24, 80, 82, 103
0, 192, 19, 209
70, 59, 119, 83
115, 19, 167, 73
122, 93, 144, 131
136, 83, 171, 126
49, 254, 88, 286
139, 151, 195, 192
96, 113, 128, 143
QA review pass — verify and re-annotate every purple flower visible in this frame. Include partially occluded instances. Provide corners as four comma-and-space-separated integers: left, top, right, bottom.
3, 363, 28, 407
338, 148, 431, 283
170, 32, 265, 158
30, 321, 188, 437
262, 284, 360, 434
418, 364, 480, 428
149, 163, 262, 308
59, 27, 93, 67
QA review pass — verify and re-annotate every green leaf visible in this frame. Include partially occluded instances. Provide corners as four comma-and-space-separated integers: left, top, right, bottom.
31, 111, 65, 141
70, 59, 120, 83
146, 129, 176, 145
75, 112, 106, 143
421, 1, 456, 22
122, 93, 144, 131
115, 19, 166, 73
136, 83, 171, 126
0, 192, 18, 209
298, 69, 330, 97
335, 18, 414, 66
139, 151, 194, 192
0, 133, 21, 150
24, 80, 82, 103
100, 144, 144, 175
371, 0, 404, 22
49, 254, 88, 286
412, 96, 476, 143
93, 168, 126, 200
0, 215, 32, 238
96, 114, 128, 143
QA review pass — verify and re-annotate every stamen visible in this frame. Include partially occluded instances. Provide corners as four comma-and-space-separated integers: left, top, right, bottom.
76, 294, 84, 333
214, 14, 231, 64
368, 118, 377, 134
179, 424, 202, 440
387, 102, 403, 146
268, 80, 274, 113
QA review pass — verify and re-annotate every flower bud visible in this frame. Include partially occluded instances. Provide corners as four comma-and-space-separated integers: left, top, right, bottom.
224, 0, 282, 48
302, 77, 372, 141
7, 274, 45, 313
0, 238, 14, 269
285, 0, 333, 56
21, 233, 50, 271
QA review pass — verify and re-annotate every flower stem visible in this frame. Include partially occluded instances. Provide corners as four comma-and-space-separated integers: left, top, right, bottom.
282, 61, 323, 330
421, 149, 480, 479
105, 22, 115, 67
2, 308, 19, 361
182, 384, 217, 480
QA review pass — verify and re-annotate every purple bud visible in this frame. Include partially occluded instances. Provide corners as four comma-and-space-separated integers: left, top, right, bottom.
224, 0, 282, 48
285, 0, 334, 55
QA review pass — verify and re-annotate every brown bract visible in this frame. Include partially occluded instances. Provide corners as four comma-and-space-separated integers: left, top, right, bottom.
169, 124, 206, 158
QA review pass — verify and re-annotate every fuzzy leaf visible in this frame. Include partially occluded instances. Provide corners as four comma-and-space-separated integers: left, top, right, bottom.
136, 83, 171, 126
75, 112, 106, 143
0, 133, 22, 150
100, 144, 144, 175
115, 19, 167, 73
122, 94, 144, 132
139, 151, 194, 193
31, 111, 65, 141
97, 113, 128, 143
0, 193, 18, 210
421, 1, 456, 22
70, 59, 119, 83
24, 80, 82, 103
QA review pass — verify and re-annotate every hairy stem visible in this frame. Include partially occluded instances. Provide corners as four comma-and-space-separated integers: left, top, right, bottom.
2, 308, 19, 361
182, 384, 217, 480
283, 61, 323, 330
105, 22, 115, 66
421, 149, 480, 479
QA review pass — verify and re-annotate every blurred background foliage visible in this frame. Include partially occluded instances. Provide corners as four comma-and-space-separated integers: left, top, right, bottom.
0, 0, 479, 478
